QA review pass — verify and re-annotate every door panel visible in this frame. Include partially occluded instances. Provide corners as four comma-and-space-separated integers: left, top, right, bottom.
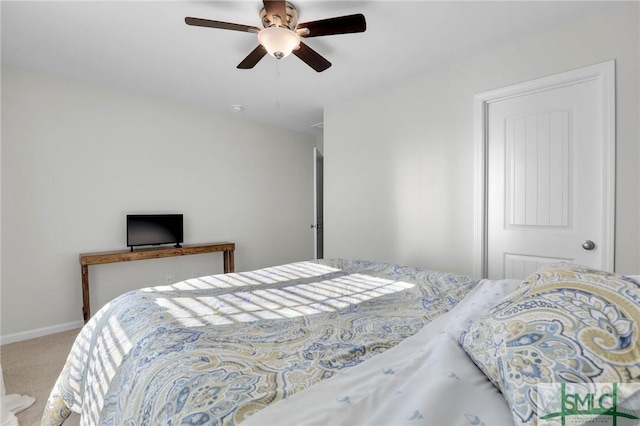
313, 148, 324, 259
503, 254, 571, 280
505, 111, 570, 228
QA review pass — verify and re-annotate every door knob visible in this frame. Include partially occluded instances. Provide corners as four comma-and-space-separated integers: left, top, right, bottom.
582, 240, 596, 250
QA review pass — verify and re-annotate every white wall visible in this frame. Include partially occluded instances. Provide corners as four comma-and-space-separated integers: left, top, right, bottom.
324, 3, 639, 276
1, 65, 315, 341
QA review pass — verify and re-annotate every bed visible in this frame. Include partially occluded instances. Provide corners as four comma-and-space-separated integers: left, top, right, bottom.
43, 259, 640, 425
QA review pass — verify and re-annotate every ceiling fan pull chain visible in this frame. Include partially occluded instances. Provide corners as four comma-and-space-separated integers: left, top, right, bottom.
275, 61, 281, 110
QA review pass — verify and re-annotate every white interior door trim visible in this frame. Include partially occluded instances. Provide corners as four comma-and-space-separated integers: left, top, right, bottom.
473, 60, 615, 278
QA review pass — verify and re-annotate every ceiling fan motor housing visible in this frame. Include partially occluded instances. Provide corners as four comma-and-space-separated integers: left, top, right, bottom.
260, 1, 299, 30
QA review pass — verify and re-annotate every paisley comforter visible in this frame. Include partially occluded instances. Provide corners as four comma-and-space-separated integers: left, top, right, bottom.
42, 259, 478, 425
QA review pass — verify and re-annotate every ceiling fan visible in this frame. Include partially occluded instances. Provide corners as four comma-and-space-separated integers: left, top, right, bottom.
185, 1, 366, 72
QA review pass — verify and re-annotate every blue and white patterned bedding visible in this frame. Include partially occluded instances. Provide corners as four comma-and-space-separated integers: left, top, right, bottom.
242, 278, 521, 426
42, 259, 478, 425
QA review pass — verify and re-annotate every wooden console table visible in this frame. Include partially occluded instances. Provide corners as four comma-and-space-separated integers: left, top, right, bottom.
80, 242, 235, 323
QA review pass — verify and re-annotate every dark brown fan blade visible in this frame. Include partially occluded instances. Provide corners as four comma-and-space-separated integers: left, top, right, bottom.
262, 1, 287, 27
293, 41, 331, 72
237, 45, 268, 69
185, 17, 260, 33
297, 14, 366, 37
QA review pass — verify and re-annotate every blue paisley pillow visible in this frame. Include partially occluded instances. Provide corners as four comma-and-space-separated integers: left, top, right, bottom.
459, 264, 640, 425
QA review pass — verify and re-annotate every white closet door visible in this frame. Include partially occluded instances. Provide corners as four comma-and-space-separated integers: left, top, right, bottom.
480, 62, 615, 280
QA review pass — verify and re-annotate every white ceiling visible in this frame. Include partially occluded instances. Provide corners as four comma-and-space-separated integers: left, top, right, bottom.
1, 1, 614, 135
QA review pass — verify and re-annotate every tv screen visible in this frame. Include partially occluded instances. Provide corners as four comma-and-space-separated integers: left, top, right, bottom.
127, 214, 183, 250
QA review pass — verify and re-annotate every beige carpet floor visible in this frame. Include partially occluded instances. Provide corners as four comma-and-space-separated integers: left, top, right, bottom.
1, 329, 82, 425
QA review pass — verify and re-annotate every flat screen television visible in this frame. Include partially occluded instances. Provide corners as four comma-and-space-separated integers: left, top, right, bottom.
126, 214, 183, 251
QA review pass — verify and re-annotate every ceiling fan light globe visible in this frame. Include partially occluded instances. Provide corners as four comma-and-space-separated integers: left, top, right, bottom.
258, 27, 300, 59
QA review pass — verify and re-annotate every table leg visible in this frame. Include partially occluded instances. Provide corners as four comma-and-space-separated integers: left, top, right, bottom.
223, 250, 235, 273
81, 264, 90, 323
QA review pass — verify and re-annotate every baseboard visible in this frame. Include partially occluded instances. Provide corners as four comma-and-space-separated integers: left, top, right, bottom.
0, 320, 84, 345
